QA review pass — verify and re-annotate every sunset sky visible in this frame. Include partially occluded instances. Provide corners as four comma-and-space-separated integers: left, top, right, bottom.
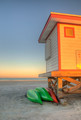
0, 0, 81, 78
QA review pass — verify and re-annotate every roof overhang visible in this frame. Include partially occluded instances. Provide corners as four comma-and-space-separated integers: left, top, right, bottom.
38, 12, 81, 43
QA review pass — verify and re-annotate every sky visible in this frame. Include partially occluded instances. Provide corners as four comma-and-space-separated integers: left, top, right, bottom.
0, 0, 81, 78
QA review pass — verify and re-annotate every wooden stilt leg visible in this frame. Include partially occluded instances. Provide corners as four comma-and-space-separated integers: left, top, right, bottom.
57, 77, 62, 98
57, 77, 68, 105
58, 77, 63, 90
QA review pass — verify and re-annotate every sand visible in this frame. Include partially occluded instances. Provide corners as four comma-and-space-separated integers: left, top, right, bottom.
0, 80, 81, 120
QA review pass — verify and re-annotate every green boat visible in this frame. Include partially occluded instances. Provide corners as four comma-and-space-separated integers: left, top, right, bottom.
27, 89, 43, 104
35, 87, 53, 101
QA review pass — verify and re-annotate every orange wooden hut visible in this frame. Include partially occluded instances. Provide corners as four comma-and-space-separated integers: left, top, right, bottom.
38, 12, 81, 100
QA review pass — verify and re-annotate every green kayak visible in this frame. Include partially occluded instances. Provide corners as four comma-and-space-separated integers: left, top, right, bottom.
35, 87, 53, 101
27, 89, 43, 104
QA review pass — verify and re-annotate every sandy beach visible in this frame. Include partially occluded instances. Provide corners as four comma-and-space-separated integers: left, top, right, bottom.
0, 80, 81, 120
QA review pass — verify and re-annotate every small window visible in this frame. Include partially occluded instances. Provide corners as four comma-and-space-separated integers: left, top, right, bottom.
64, 27, 75, 38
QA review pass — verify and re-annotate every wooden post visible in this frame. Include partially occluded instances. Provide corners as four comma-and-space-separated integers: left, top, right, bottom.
58, 77, 63, 89
48, 77, 52, 88
57, 77, 63, 98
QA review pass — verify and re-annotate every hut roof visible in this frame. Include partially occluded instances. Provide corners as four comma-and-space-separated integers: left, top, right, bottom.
38, 12, 81, 43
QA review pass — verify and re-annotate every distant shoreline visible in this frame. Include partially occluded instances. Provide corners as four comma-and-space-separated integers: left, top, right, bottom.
0, 80, 47, 82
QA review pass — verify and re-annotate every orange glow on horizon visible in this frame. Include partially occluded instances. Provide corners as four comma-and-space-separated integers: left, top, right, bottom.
0, 68, 46, 78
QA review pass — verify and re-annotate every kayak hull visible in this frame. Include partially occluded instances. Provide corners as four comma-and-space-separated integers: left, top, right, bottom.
46, 88, 59, 103
35, 87, 53, 101
27, 89, 43, 104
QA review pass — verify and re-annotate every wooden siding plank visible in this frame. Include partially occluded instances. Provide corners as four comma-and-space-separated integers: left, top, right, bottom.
46, 26, 58, 72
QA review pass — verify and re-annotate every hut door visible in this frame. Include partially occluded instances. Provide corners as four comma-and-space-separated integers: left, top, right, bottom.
76, 50, 81, 69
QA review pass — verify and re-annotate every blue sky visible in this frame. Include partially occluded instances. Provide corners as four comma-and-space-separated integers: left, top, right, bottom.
0, 0, 81, 78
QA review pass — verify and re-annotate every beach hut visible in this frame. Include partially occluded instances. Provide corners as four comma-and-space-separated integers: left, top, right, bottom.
38, 12, 81, 101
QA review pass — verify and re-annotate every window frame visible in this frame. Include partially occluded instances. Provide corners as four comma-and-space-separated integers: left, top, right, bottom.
64, 27, 75, 38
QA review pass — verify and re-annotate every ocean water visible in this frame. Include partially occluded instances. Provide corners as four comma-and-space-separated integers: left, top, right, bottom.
0, 78, 47, 81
